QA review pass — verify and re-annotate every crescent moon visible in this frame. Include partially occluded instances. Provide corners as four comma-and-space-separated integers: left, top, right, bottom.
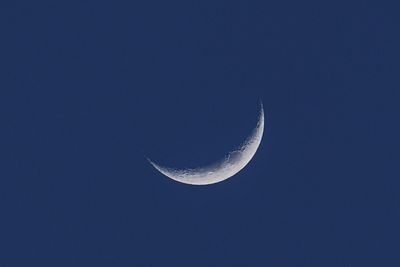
148, 103, 265, 185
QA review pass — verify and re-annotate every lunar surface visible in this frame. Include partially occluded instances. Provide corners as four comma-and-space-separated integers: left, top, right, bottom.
148, 103, 265, 185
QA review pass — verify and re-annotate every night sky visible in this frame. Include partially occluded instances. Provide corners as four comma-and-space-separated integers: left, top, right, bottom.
1, 0, 400, 266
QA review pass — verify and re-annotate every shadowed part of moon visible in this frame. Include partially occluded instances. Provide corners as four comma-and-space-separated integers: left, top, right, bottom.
148, 103, 265, 185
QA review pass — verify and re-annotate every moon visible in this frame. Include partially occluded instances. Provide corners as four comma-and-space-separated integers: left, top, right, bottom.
148, 103, 265, 185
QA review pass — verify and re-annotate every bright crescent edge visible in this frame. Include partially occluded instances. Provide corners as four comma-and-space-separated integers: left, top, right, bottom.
148, 102, 264, 185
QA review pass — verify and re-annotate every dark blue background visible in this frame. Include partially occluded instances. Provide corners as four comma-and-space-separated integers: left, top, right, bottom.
1, 0, 399, 266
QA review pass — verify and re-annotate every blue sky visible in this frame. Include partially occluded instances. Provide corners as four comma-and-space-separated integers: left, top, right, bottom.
1, 0, 399, 266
